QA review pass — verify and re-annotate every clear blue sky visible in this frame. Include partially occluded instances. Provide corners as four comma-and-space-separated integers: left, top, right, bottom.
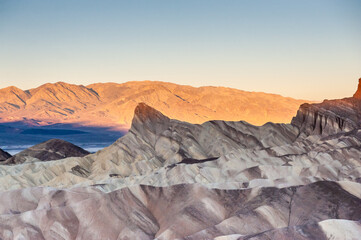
0, 0, 360, 100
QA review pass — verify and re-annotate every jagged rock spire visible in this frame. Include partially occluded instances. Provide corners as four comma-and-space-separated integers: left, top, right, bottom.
353, 78, 361, 99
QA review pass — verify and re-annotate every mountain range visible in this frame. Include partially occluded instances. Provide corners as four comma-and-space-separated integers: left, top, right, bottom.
0, 81, 312, 129
0, 79, 359, 239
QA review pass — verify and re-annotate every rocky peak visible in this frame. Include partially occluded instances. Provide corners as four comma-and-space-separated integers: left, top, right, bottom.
0, 86, 30, 105
0, 149, 11, 161
132, 103, 169, 124
353, 78, 361, 99
130, 103, 171, 145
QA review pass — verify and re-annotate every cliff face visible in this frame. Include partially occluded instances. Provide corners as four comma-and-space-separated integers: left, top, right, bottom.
291, 79, 361, 136
291, 99, 361, 136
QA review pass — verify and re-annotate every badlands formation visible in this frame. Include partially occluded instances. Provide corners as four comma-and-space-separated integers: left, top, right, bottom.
0, 80, 360, 239
0, 81, 310, 129
2, 139, 89, 165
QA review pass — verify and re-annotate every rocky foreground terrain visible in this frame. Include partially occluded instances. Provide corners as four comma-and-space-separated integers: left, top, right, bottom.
0, 80, 360, 239
0, 81, 311, 129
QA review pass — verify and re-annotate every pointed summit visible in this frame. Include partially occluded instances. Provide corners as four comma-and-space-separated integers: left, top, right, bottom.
130, 103, 171, 145
353, 78, 361, 99
131, 103, 170, 130
0, 148, 11, 161
133, 103, 169, 124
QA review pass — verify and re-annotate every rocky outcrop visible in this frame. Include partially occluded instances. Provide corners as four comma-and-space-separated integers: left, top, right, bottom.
291, 78, 361, 137
0, 149, 11, 161
0, 81, 312, 129
353, 78, 361, 99
291, 98, 361, 136
3, 139, 89, 165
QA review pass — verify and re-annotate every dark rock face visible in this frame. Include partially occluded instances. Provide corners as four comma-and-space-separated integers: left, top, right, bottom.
3, 139, 89, 164
0, 149, 11, 161
291, 79, 361, 137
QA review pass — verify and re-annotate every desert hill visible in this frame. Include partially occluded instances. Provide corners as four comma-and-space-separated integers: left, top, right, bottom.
0, 90, 360, 238
3, 139, 89, 165
0, 81, 311, 129
0, 80, 360, 239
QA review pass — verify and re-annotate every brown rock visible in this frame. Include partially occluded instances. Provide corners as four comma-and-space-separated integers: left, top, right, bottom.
353, 78, 361, 99
3, 139, 89, 165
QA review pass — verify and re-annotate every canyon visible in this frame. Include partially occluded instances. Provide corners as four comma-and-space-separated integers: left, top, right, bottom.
0, 80, 359, 239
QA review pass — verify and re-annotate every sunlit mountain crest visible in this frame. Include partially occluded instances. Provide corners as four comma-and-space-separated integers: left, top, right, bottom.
0, 81, 312, 130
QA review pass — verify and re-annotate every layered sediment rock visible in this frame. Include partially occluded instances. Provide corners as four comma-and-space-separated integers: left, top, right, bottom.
0, 181, 359, 240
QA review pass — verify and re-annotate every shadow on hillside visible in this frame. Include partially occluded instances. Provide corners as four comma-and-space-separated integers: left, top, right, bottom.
0, 121, 126, 154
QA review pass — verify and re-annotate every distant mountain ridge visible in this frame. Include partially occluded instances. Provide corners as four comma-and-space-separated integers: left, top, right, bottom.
0, 81, 312, 129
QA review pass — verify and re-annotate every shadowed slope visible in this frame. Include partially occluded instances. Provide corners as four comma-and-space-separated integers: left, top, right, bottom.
3, 139, 89, 165
0, 149, 11, 161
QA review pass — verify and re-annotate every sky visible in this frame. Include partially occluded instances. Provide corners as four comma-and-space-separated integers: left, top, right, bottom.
0, 0, 360, 101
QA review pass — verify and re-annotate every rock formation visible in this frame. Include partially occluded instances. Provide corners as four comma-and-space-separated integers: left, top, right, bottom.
353, 78, 361, 99
292, 99, 361, 137
0, 149, 11, 161
3, 139, 89, 165
0, 81, 312, 129
0, 80, 360, 239
0, 181, 359, 240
